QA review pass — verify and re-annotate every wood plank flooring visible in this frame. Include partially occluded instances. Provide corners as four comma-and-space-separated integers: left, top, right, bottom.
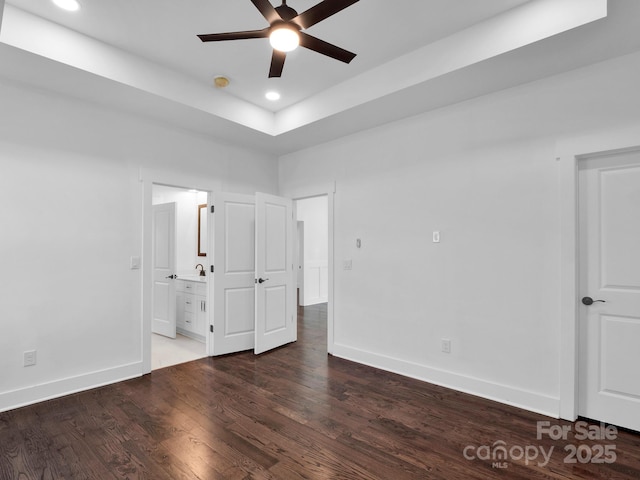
1, 303, 639, 479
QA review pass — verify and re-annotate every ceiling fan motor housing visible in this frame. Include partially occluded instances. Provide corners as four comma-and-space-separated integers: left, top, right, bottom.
275, 3, 298, 22
270, 20, 301, 34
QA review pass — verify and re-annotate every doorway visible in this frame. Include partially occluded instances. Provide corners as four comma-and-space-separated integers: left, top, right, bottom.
294, 194, 330, 353
151, 184, 208, 370
295, 196, 329, 307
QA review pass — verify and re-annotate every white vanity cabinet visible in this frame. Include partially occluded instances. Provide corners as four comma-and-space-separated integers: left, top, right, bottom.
175, 279, 207, 342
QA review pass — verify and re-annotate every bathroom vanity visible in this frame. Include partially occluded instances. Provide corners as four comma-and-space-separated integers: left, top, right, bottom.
176, 277, 207, 342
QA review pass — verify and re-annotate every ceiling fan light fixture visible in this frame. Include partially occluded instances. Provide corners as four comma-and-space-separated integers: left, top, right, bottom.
52, 0, 80, 11
269, 25, 300, 52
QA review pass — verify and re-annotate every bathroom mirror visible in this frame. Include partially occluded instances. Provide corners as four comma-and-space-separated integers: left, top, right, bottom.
198, 204, 207, 257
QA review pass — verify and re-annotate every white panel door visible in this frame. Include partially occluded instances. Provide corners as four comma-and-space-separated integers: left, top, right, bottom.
152, 203, 177, 338
213, 193, 256, 355
579, 150, 640, 431
255, 193, 296, 355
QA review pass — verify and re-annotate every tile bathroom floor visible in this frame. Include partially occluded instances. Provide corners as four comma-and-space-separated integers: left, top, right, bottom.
151, 333, 206, 370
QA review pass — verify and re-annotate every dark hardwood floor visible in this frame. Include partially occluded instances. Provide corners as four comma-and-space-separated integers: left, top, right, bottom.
1, 303, 639, 479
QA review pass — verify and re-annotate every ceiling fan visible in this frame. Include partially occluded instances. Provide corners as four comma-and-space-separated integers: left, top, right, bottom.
198, 0, 359, 78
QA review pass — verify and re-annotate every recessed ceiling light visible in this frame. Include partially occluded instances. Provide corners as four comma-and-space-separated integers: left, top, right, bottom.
265, 91, 281, 101
52, 0, 80, 11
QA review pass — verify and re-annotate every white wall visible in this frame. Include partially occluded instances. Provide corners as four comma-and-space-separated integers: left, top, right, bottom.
279, 50, 640, 417
296, 196, 328, 305
3, 34, 640, 422
152, 186, 208, 276
0, 78, 277, 412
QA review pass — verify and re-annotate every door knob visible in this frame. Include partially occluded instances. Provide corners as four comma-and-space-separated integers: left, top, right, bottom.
582, 296, 606, 306
258, 277, 269, 284
165, 274, 177, 279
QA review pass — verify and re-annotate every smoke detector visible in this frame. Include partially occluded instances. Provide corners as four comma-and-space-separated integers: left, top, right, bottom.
214, 76, 230, 88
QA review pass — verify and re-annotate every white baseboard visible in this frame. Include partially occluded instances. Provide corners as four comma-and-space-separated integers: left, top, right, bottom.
0, 362, 143, 413
176, 327, 205, 343
332, 343, 560, 418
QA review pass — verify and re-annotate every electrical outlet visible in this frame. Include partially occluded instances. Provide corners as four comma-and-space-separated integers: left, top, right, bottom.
343, 259, 353, 270
441, 339, 451, 354
24, 350, 37, 367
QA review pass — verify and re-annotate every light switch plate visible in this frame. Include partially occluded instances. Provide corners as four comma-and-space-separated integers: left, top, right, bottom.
130, 256, 141, 269
432, 231, 441, 243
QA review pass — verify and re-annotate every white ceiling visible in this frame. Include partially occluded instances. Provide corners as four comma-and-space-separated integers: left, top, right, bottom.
4, 0, 529, 110
1, 0, 639, 155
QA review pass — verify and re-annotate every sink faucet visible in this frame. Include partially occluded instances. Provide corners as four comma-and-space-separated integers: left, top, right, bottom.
195, 264, 205, 276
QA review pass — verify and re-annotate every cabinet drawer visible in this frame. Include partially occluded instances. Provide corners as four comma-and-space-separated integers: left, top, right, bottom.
184, 312, 195, 329
183, 282, 196, 292
184, 296, 196, 313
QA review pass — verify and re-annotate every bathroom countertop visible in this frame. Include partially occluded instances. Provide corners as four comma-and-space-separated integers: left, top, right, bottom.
177, 275, 207, 283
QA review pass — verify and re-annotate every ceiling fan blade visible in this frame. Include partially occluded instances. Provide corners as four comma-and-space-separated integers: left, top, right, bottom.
251, 0, 282, 24
198, 28, 269, 42
294, 0, 359, 29
299, 32, 356, 64
269, 50, 287, 78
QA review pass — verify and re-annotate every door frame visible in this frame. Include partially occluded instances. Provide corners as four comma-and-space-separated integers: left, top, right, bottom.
296, 220, 305, 306
558, 142, 640, 421
141, 169, 222, 374
280, 182, 335, 354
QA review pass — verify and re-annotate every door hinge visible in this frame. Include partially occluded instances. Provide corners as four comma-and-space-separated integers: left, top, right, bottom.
210, 325, 214, 333
210, 265, 214, 273
211, 205, 215, 213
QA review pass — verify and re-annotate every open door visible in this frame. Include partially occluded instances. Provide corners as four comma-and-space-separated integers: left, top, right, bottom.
255, 193, 296, 354
212, 193, 256, 355
152, 203, 177, 338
